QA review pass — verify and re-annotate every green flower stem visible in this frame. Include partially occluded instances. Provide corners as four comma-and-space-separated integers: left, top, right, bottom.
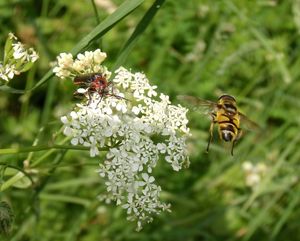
0, 144, 92, 155
30, 131, 68, 167
0, 142, 108, 191
0, 172, 25, 191
20, 66, 36, 120
90, 0, 100, 25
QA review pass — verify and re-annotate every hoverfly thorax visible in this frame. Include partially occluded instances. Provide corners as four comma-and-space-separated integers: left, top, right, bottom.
218, 95, 237, 114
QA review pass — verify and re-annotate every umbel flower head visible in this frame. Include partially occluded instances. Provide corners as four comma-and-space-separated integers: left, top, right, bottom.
54, 49, 190, 230
0, 33, 38, 84
242, 161, 268, 189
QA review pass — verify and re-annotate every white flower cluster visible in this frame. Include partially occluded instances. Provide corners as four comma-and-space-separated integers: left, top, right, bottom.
0, 33, 38, 83
242, 161, 268, 188
56, 50, 190, 230
53, 50, 110, 79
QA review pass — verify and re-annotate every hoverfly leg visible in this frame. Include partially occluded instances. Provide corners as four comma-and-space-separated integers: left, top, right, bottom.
237, 128, 243, 140
231, 140, 236, 156
231, 129, 242, 156
206, 120, 215, 153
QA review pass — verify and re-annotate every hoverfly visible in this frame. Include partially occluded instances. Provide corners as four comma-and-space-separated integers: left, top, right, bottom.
73, 73, 123, 104
177, 94, 259, 155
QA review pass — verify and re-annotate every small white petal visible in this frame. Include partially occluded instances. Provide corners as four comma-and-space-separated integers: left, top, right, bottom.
61, 116, 68, 124
63, 127, 72, 136
71, 138, 79, 145
77, 88, 87, 94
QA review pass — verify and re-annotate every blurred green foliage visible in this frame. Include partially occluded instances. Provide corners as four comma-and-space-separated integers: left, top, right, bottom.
1, 0, 300, 240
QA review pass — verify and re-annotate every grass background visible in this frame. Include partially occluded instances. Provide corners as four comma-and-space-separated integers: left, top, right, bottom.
1, 0, 300, 240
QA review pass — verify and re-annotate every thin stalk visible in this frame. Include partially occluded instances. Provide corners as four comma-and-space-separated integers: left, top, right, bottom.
0, 144, 93, 155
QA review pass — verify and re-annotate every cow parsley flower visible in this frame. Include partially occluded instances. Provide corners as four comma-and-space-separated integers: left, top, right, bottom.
0, 33, 38, 84
53, 49, 110, 79
242, 161, 268, 189
56, 49, 190, 230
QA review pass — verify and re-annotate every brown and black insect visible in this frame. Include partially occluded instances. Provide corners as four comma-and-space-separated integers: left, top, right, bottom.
73, 73, 123, 104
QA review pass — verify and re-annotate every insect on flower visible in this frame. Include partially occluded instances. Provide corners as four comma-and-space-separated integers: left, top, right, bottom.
73, 73, 125, 104
178, 94, 260, 155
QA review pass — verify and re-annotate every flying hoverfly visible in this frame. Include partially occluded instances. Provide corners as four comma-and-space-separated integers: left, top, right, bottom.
73, 73, 124, 104
177, 94, 259, 155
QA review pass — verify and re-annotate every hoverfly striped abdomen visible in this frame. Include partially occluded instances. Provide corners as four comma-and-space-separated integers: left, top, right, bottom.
217, 95, 240, 146
219, 123, 237, 142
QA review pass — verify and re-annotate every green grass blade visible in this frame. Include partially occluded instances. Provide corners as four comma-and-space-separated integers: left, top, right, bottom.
71, 0, 144, 55
224, 0, 291, 84
113, 0, 166, 71
270, 188, 300, 239
242, 193, 282, 241
39, 193, 91, 207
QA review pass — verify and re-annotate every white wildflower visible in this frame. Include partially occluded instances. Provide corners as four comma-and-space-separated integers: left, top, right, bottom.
58, 54, 190, 230
242, 161, 268, 189
0, 33, 38, 84
93, 49, 107, 64
0, 64, 16, 82
53, 49, 111, 79
12, 42, 38, 63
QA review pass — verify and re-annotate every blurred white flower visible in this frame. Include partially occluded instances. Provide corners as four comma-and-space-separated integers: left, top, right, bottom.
12, 42, 38, 63
57, 54, 190, 230
0, 33, 38, 84
0, 64, 16, 82
242, 161, 268, 188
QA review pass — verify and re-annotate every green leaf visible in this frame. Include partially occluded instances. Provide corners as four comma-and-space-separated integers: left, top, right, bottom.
18, 61, 34, 73
3, 34, 14, 64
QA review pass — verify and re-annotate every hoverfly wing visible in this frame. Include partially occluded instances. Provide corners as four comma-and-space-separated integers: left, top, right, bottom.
238, 112, 260, 131
177, 95, 218, 115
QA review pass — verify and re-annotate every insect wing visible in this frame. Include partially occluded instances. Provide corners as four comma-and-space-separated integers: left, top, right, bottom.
238, 112, 260, 131
177, 95, 218, 115
73, 74, 94, 86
